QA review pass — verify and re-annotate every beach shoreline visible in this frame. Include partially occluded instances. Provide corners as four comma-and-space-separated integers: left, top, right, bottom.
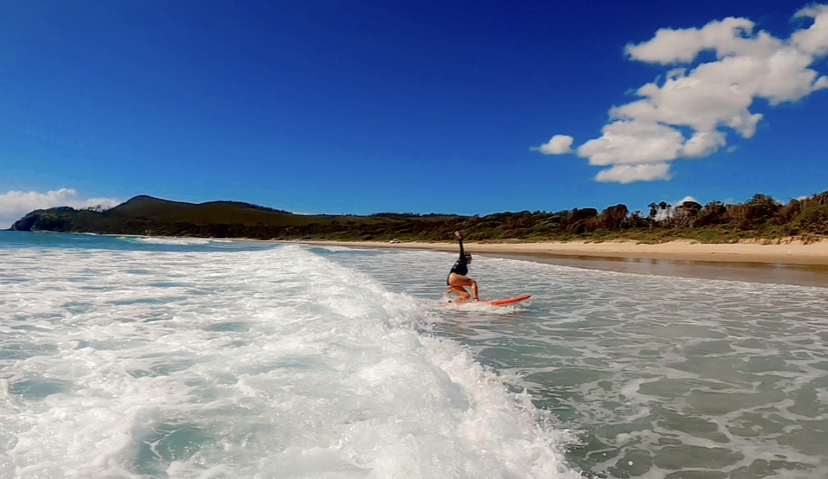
296, 238, 828, 287
296, 238, 828, 264
36, 231, 828, 287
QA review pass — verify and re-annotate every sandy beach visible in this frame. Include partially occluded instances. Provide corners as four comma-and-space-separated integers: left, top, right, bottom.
298, 238, 828, 287
300, 238, 828, 264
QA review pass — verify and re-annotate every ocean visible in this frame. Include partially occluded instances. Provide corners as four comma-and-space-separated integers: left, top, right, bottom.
1, 231, 827, 479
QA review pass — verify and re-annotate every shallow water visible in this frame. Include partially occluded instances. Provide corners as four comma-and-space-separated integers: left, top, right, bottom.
323, 246, 828, 478
2, 232, 828, 478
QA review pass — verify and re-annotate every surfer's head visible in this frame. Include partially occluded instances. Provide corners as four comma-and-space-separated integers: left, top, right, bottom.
464, 252, 472, 263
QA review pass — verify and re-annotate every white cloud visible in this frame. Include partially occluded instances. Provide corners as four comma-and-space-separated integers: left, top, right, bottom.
624, 17, 764, 65
681, 130, 727, 158
793, 4, 828, 57
0, 189, 121, 229
652, 195, 700, 220
595, 163, 673, 184
578, 120, 685, 166
541, 4, 828, 183
536, 134, 574, 154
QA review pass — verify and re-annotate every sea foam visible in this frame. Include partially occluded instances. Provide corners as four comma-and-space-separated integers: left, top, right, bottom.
0, 235, 580, 478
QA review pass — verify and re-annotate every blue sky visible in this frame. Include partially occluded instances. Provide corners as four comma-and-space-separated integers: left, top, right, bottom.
2, 0, 827, 227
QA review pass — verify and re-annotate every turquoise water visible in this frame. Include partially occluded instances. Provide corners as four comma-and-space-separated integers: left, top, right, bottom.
2, 232, 828, 478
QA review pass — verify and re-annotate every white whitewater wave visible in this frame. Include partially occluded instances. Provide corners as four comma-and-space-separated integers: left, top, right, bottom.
0, 241, 582, 479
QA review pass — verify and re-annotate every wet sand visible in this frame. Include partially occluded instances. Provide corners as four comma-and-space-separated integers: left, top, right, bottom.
297, 239, 828, 288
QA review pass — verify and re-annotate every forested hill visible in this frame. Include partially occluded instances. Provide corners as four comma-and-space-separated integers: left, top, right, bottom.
9, 191, 828, 243
9, 195, 466, 241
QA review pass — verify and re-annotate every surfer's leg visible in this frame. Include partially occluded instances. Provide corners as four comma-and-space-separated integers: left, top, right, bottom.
448, 285, 470, 301
448, 274, 477, 301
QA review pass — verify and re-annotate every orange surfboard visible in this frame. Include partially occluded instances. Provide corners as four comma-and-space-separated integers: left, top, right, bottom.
486, 294, 531, 306
445, 294, 531, 307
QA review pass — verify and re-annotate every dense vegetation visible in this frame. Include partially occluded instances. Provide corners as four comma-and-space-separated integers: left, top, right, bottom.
9, 191, 828, 244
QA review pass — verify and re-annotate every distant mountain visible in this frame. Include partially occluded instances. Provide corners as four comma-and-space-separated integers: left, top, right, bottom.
9, 195, 466, 241
104, 195, 321, 226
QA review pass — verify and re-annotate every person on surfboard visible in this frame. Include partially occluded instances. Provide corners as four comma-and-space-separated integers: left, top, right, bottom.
446, 230, 479, 302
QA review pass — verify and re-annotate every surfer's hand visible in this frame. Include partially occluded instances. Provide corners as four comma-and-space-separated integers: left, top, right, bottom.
455, 230, 462, 239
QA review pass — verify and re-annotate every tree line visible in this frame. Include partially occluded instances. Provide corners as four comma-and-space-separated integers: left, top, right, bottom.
10, 190, 828, 243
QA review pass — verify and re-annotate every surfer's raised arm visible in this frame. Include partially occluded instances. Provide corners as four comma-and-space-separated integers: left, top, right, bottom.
455, 230, 465, 258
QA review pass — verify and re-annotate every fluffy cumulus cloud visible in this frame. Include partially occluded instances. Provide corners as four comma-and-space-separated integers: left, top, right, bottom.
0, 189, 120, 228
537, 4, 828, 183
536, 135, 574, 154
595, 163, 673, 184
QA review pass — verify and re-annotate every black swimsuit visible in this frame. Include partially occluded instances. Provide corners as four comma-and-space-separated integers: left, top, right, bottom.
447, 238, 468, 284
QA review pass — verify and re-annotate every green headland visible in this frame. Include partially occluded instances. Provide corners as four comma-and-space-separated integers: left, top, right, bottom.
9, 191, 828, 244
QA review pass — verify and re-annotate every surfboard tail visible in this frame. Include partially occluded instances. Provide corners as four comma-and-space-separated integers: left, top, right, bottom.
487, 295, 531, 306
